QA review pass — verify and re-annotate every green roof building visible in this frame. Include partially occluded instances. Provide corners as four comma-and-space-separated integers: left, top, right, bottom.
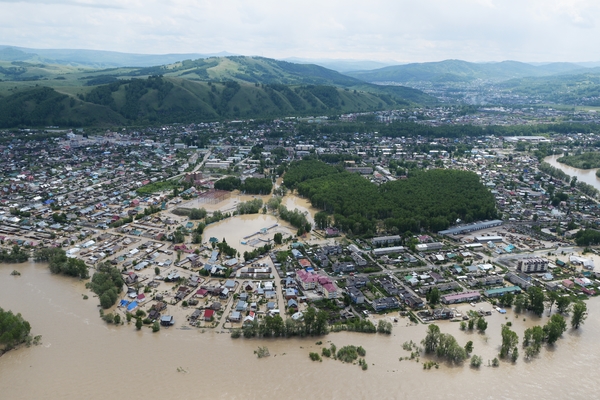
484, 286, 522, 298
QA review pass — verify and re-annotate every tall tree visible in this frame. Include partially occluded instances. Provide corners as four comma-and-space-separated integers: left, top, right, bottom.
571, 301, 587, 329
500, 324, 519, 360
527, 287, 545, 317
422, 324, 441, 354
544, 314, 567, 345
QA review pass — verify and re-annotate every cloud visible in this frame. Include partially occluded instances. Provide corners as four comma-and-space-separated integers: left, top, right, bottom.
0, 0, 600, 62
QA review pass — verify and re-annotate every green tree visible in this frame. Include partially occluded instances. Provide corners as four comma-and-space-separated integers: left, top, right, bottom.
544, 314, 567, 345
464, 340, 473, 354
500, 292, 514, 307
476, 317, 488, 332
556, 296, 571, 314
314, 211, 330, 230
514, 294, 529, 314
273, 233, 283, 245
426, 287, 440, 305
527, 287, 545, 317
571, 301, 587, 329
500, 324, 519, 359
0, 308, 31, 349
422, 324, 441, 354
136, 317, 143, 330
154, 267, 160, 275
467, 318, 475, 330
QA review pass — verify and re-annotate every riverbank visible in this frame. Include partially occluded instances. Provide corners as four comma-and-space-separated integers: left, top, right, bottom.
1, 260, 599, 399
544, 154, 600, 192
557, 152, 600, 170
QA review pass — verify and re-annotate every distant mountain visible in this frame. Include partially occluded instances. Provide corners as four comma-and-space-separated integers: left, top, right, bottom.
346, 59, 587, 84
0, 45, 237, 68
283, 57, 400, 73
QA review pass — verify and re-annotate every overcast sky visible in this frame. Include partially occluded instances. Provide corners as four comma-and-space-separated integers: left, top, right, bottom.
2, 0, 600, 62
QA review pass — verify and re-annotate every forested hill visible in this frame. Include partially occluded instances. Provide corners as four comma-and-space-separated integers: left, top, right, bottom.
0, 76, 410, 128
283, 160, 497, 236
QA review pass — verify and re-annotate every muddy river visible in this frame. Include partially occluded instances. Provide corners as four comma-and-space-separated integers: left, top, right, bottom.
544, 154, 600, 192
1, 261, 599, 399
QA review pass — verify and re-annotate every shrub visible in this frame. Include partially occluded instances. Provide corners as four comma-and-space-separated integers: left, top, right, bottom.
470, 355, 482, 368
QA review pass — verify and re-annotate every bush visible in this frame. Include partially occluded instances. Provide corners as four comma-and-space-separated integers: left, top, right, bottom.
337, 345, 359, 363
470, 355, 482, 368
309, 352, 322, 362
357, 346, 366, 357
102, 313, 115, 324
152, 321, 160, 332
322, 348, 331, 358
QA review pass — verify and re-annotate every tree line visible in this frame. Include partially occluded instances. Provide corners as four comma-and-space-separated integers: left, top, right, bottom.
34, 247, 88, 279
0, 245, 29, 263
231, 306, 329, 338
214, 176, 273, 195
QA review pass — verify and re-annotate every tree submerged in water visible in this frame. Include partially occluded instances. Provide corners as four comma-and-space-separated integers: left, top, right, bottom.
0, 307, 33, 351
255, 346, 270, 358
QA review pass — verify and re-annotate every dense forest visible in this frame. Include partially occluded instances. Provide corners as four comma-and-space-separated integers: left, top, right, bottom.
283, 160, 497, 236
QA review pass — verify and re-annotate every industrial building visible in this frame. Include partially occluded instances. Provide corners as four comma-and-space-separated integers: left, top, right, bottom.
438, 220, 503, 236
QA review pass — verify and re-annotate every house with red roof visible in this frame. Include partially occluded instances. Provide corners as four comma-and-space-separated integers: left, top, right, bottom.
204, 309, 215, 321
296, 269, 319, 290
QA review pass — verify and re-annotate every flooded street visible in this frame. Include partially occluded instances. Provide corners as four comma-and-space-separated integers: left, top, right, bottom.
1, 261, 600, 399
544, 154, 600, 192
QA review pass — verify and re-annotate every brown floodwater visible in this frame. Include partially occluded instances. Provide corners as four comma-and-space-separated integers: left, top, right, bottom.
202, 214, 294, 252
1, 261, 599, 400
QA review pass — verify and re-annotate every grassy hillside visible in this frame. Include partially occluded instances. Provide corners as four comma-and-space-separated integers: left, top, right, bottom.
0, 86, 125, 128
347, 60, 586, 84
0, 76, 413, 128
0, 55, 436, 104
